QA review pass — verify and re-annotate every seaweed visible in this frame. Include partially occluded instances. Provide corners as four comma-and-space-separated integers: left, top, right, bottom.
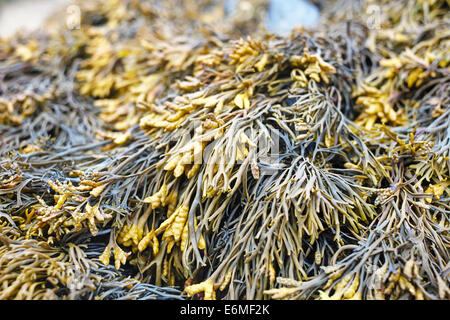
0, 0, 449, 300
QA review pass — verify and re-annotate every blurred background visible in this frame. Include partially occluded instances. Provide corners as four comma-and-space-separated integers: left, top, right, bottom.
0, 0, 71, 37
0, 0, 320, 38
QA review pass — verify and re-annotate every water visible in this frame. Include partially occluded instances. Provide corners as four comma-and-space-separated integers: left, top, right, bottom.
227, 0, 320, 35
265, 0, 319, 34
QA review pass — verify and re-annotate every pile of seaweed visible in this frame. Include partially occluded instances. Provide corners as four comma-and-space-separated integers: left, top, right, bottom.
0, 0, 449, 300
